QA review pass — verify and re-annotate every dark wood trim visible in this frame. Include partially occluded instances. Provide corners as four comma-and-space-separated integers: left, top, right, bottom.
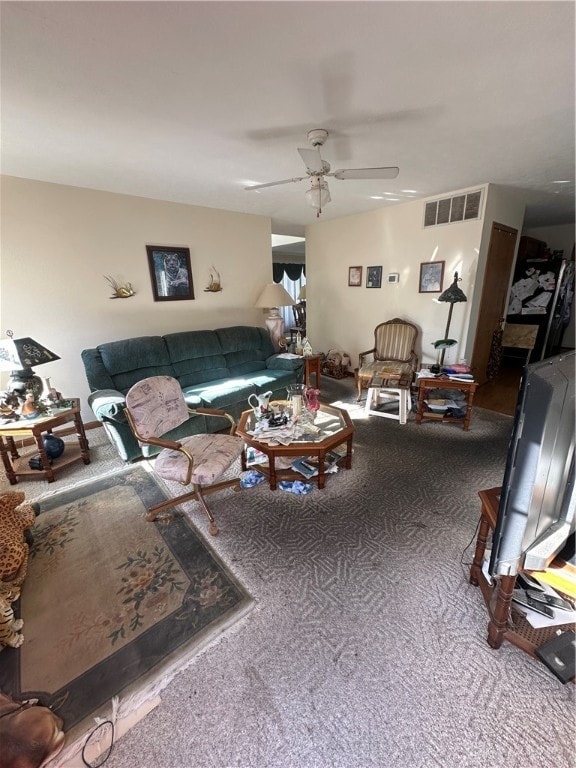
8, 420, 101, 448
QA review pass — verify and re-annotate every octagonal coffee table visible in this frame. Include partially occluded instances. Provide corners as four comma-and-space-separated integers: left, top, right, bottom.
236, 403, 354, 490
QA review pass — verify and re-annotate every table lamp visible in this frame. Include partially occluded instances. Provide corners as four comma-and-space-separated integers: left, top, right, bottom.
255, 283, 296, 350
0, 330, 60, 399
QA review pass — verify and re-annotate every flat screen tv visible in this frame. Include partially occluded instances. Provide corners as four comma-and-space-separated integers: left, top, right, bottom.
489, 350, 575, 577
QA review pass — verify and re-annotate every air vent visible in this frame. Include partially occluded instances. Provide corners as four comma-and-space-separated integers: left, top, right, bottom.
424, 190, 483, 227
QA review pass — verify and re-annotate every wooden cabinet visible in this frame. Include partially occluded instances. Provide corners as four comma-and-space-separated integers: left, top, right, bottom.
517, 235, 546, 261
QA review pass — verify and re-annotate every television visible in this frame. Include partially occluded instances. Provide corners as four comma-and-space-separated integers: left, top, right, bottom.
489, 350, 575, 577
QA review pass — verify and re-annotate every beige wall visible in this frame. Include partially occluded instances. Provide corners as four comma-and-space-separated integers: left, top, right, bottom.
1, 176, 272, 421
305, 184, 527, 371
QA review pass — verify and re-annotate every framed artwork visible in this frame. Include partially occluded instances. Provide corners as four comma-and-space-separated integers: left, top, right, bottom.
348, 266, 363, 287
419, 261, 445, 293
146, 246, 194, 301
366, 266, 383, 288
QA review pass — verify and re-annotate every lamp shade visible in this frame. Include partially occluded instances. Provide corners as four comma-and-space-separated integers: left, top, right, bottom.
438, 272, 467, 304
0, 335, 60, 372
255, 283, 296, 309
0, 332, 60, 398
297, 285, 306, 301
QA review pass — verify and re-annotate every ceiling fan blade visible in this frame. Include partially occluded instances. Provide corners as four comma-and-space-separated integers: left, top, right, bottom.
297, 147, 325, 174
244, 176, 307, 191
331, 167, 400, 180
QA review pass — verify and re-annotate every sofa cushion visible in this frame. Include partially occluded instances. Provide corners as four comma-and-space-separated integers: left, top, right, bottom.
163, 331, 229, 387
216, 326, 275, 376
183, 377, 257, 410
250, 369, 299, 391
97, 337, 174, 394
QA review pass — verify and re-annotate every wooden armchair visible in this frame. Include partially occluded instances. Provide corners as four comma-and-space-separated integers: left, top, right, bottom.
356, 318, 419, 401
290, 301, 307, 342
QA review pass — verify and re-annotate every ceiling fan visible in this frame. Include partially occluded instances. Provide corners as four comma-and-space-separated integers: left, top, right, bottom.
245, 129, 399, 217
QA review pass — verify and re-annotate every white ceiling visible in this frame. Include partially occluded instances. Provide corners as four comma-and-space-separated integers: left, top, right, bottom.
2, 1, 574, 237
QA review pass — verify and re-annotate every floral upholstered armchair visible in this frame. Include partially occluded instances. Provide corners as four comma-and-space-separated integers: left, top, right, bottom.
356, 318, 419, 401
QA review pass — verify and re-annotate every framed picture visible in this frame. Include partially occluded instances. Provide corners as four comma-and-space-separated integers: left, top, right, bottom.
348, 266, 363, 287
146, 246, 194, 301
366, 266, 382, 288
419, 261, 445, 293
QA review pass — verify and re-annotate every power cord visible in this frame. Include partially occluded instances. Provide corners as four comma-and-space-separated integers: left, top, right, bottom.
81, 720, 115, 768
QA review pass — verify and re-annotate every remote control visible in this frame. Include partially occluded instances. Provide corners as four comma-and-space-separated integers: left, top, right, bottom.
512, 591, 554, 618
525, 590, 573, 612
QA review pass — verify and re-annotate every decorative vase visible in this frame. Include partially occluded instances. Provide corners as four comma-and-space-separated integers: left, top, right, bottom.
43, 433, 65, 459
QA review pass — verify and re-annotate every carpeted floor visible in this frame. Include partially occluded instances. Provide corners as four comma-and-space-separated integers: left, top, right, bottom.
2, 377, 575, 768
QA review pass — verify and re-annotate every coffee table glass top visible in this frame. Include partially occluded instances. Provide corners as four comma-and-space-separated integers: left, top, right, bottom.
237, 403, 351, 446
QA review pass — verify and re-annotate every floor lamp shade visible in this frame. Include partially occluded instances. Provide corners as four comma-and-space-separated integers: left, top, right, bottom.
255, 283, 296, 350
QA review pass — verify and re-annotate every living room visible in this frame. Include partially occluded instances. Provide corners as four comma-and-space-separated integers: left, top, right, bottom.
1, 2, 575, 767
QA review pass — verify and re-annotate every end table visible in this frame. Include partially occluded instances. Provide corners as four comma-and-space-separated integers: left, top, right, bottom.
415, 376, 477, 431
304, 354, 322, 390
0, 399, 90, 484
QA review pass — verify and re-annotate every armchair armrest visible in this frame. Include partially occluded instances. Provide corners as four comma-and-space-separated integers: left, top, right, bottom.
358, 348, 376, 368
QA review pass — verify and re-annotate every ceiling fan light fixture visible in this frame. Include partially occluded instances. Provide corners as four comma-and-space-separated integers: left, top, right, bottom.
305, 178, 331, 217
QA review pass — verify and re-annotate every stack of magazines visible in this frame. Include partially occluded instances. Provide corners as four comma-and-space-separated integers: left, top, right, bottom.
292, 449, 344, 478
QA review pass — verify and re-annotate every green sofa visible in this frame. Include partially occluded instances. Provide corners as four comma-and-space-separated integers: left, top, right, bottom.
82, 325, 304, 461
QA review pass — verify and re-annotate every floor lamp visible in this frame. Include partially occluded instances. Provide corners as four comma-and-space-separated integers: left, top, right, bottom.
255, 283, 296, 351
435, 272, 468, 368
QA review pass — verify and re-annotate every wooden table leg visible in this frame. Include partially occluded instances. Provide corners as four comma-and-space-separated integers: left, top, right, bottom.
0, 436, 18, 485
487, 574, 516, 649
34, 430, 55, 482
73, 412, 91, 464
268, 454, 277, 490
415, 383, 426, 425
317, 453, 327, 489
345, 436, 353, 470
470, 514, 491, 586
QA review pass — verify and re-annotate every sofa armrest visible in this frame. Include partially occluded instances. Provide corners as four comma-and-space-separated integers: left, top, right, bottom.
266, 354, 305, 372
88, 389, 128, 423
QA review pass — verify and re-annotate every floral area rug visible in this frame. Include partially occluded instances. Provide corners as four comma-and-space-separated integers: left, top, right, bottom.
0, 466, 252, 732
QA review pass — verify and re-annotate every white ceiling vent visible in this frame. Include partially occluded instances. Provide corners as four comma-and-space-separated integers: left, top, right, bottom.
424, 190, 483, 228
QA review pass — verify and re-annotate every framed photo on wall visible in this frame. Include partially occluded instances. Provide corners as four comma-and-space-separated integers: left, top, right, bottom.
348, 266, 363, 287
366, 266, 382, 288
146, 246, 194, 301
419, 261, 445, 293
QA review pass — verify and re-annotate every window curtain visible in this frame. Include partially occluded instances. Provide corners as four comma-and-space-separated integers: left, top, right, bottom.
274, 265, 306, 333
273, 262, 305, 283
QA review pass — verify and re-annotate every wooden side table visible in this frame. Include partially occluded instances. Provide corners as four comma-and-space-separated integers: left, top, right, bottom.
415, 376, 477, 430
304, 354, 321, 389
0, 399, 90, 484
470, 487, 575, 657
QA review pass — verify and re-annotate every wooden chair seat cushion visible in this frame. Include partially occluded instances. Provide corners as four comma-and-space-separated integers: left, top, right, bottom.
357, 361, 414, 389
155, 434, 243, 485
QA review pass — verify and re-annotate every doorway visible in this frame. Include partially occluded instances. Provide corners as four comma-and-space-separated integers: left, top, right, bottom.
470, 222, 518, 384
